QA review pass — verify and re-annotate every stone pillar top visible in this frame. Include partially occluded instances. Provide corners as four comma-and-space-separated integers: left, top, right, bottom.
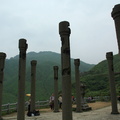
59, 21, 71, 36
106, 52, 113, 60
31, 60, 37, 66
0, 52, 6, 68
74, 59, 80, 66
0, 52, 6, 59
53, 66, 58, 79
19, 38, 28, 51
53, 66, 58, 70
111, 4, 120, 19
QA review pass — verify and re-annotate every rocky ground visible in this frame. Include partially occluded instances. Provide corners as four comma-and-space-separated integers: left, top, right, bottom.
3, 102, 120, 120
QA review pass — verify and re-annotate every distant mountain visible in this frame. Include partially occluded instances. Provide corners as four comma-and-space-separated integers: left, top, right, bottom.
74, 54, 120, 97
2, 51, 94, 104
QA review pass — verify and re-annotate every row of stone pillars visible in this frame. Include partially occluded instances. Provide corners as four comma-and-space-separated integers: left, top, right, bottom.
0, 39, 37, 120
17, 39, 38, 120
0, 4, 120, 120
105, 4, 120, 114
53, 59, 82, 113
0, 39, 38, 120
0, 38, 82, 120
17, 35, 82, 120
0, 32, 79, 120
57, 4, 120, 119
0, 24, 83, 120
0, 39, 36, 120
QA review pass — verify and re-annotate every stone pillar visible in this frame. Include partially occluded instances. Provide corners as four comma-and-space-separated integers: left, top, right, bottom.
74, 59, 82, 112
81, 84, 86, 105
17, 39, 28, 120
111, 4, 120, 53
106, 52, 119, 114
30, 60, 37, 113
53, 66, 59, 112
59, 21, 73, 120
0, 53, 6, 120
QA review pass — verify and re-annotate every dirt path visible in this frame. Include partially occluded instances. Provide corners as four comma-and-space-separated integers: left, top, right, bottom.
3, 101, 111, 117
88, 101, 111, 110
3, 102, 120, 120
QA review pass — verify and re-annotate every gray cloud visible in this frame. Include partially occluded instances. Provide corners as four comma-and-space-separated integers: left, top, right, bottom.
0, 0, 119, 64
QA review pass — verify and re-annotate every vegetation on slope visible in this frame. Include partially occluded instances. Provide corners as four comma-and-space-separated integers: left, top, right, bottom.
2, 51, 94, 104
72, 54, 120, 97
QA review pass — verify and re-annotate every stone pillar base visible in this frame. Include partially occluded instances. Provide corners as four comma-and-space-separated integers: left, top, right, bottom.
111, 111, 119, 114
76, 110, 82, 113
54, 110, 60, 112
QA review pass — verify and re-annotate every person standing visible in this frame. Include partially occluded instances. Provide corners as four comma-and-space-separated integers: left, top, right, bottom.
49, 93, 54, 110
58, 95, 62, 109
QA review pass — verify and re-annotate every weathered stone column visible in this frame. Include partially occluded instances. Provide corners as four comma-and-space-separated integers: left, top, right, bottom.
53, 66, 59, 112
74, 59, 82, 112
17, 39, 28, 120
106, 52, 119, 114
30, 60, 37, 113
111, 4, 120, 53
59, 21, 73, 120
0, 53, 6, 120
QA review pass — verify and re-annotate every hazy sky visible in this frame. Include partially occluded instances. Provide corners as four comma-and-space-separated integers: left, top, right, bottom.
0, 0, 120, 64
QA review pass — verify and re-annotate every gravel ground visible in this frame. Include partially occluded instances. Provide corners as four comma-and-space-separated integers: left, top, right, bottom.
3, 105, 120, 120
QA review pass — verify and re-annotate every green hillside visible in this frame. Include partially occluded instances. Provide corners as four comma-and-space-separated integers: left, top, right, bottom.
74, 54, 120, 97
2, 51, 94, 104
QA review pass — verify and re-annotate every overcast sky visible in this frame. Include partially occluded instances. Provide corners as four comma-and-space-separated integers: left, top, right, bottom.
0, 0, 120, 64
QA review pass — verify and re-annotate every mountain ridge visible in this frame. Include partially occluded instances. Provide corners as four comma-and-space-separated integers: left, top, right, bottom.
3, 51, 94, 104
